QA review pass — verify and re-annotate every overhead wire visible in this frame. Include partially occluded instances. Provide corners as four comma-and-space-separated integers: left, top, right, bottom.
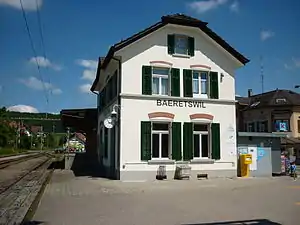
35, 0, 51, 115
19, 0, 49, 107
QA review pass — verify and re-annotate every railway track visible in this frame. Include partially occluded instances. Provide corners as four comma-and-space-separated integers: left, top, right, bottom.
0, 153, 54, 225
0, 153, 43, 170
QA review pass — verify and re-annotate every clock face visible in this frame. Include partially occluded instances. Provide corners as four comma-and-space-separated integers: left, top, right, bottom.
104, 117, 113, 129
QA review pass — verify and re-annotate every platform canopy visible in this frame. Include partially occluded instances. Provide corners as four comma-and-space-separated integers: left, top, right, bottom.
60, 108, 97, 133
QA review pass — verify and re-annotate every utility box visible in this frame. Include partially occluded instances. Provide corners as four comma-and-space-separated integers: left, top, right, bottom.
240, 154, 252, 177
174, 165, 191, 180
240, 154, 252, 164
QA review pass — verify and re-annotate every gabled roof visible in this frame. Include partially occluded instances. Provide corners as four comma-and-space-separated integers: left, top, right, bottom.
91, 13, 250, 91
237, 89, 300, 109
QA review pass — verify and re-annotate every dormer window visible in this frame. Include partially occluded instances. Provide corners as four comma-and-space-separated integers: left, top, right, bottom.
168, 34, 195, 57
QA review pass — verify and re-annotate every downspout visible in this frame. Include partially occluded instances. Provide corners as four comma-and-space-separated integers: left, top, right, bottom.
111, 56, 121, 180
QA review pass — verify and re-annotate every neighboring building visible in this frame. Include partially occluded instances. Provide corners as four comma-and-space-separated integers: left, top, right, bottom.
65, 132, 86, 153
91, 14, 249, 180
236, 89, 300, 159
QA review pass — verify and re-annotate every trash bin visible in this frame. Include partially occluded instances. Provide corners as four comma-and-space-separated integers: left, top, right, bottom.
156, 165, 167, 180
175, 165, 191, 180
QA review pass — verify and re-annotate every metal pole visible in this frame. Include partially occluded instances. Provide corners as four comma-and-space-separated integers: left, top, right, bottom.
66, 127, 70, 158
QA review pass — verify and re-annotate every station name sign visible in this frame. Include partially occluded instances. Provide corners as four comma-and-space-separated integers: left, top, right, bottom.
157, 99, 206, 108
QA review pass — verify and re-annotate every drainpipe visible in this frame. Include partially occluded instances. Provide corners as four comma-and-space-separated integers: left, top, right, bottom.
111, 56, 121, 180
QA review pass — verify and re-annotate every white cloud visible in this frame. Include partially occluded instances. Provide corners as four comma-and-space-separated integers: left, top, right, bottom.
76, 59, 98, 69
76, 59, 97, 93
284, 58, 300, 70
187, 0, 228, 14
230, 1, 239, 12
7, 105, 39, 113
29, 56, 62, 71
260, 30, 275, 41
292, 58, 300, 68
81, 69, 96, 82
0, 0, 42, 11
19, 76, 62, 95
79, 84, 92, 94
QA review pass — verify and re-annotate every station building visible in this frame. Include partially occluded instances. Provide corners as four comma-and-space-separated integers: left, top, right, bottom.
91, 14, 249, 181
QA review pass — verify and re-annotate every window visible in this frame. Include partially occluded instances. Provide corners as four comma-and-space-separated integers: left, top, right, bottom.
193, 124, 209, 158
245, 122, 255, 132
152, 67, 169, 95
168, 34, 194, 56
152, 123, 170, 159
257, 121, 268, 132
175, 35, 188, 55
274, 119, 290, 132
193, 71, 209, 97
275, 98, 287, 104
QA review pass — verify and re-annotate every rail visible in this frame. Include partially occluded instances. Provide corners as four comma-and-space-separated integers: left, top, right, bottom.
0, 153, 53, 224
0, 153, 43, 170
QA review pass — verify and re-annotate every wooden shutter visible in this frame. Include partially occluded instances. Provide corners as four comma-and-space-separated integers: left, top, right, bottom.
168, 34, 175, 55
211, 123, 221, 160
183, 69, 193, 97
183, 122, 193, 161
172, 122, 182, 161
188, 37, 195, 56
209, 72, 219, 99
141, 121, 151, 161
102, 87, 107, 108
171, 68, 180, 97
142, 66, 152, 95
298, 120, 300, 133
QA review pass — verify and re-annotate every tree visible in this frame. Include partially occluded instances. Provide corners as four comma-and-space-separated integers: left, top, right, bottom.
0, 107, 16, 148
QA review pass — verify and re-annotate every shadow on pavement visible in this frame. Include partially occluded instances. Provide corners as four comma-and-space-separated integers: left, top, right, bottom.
21, 221, 44, 225
183, 219, 281, 225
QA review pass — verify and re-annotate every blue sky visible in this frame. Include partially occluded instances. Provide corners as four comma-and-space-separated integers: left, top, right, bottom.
0, 0, 299, 113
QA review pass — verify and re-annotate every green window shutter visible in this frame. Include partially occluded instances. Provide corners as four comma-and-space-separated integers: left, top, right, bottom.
171, 68, 180, 97
141, 121, 151, 161
172, 122, 182, 161
183, 122, 193, 161
209, 72, 219, 99
188, 37, 195, 56
211, 123, 221, 160
183, 69, 193, 97
102, 87, 107, 107
167, 34, 175, 55
142, 66, 152, 95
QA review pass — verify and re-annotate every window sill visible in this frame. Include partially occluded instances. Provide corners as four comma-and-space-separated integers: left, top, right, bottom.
172, 53, 191, 59
190, 159, 215, 164
148, 159, 175, 165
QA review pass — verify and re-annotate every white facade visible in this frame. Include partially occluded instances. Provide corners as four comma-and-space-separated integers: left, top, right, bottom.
94, 17, 248, 181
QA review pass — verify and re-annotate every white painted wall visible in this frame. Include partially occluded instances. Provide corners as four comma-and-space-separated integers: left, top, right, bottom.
117, 24, 240, 100
120, 97, 237, 172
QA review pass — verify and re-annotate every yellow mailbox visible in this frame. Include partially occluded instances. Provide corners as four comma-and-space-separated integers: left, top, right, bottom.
240, 154, 252, 177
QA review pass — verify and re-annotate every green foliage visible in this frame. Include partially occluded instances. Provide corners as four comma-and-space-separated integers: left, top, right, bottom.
0, 107, 16, 148
20, 135, 31, 149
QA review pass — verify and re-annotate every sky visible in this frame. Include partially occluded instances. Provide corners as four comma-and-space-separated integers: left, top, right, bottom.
0, 0, 299, 113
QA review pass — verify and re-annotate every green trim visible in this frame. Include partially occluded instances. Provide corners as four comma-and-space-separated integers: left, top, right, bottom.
142, 66, 152, 95
183, 122, 193, 160
171, 68, 180, 97
172, 122, 182, 160
183, 69, 193, 97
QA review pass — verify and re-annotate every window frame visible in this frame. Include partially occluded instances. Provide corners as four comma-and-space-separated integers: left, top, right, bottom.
174, 34, 189, 56
273, 119, 290, 132
192, 70, 209, 98
151, 122, 171, 160
151, 67, 171, 96
193, 123, 210, 159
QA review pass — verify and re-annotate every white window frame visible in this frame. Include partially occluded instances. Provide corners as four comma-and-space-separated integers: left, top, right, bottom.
151, 122, 171, 159
193, 124, 210, 159
152, 67, 170, 96
192, 70, 209, 98
174, 34, 189, 56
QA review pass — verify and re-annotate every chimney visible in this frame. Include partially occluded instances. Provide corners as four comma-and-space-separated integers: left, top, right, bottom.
248, 89, 253, 97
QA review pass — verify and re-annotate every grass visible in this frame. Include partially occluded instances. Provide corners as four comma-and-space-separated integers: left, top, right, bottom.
0, 148, 28, 156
